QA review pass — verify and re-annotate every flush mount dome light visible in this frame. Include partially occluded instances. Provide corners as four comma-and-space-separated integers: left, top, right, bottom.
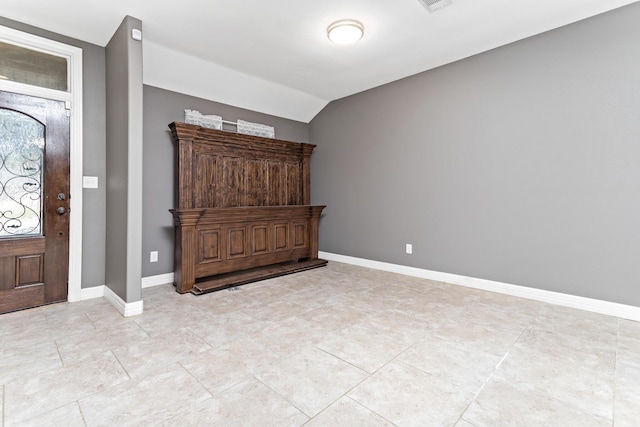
327, 20, 364, 44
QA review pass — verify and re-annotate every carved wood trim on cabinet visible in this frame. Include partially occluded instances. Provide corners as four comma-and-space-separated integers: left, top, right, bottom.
169, 122, 326, 294
170, 122, 315, 210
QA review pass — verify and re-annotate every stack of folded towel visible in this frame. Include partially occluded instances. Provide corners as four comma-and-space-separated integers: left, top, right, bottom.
237, 119, 275, 139
184, 109, 222, 130
184, 110, 275, 138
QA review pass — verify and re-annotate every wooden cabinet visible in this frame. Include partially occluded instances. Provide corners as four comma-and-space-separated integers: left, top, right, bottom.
169, 122, 326, 294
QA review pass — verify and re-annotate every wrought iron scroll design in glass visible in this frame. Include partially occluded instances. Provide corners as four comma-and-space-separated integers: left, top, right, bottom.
0, 109, 44, 237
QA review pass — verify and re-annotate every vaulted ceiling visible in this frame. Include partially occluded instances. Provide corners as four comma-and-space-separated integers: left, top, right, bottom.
2, 0, 638, 121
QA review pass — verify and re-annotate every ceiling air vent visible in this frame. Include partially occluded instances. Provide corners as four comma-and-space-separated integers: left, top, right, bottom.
418, 0, 452, 13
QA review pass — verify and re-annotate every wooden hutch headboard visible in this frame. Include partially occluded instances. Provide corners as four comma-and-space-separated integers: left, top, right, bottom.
169, 122, 327, 294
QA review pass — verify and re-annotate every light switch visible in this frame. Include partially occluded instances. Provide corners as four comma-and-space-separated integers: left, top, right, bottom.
83, 176, 99, 189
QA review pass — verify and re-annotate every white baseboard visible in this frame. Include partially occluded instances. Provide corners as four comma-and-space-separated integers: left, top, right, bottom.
141, 272, 175, 289
79, 285, 104, 301
319, 251, 640, 322
103, 285, 144, 317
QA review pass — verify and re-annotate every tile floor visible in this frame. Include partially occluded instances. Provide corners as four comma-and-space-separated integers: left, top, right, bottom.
1, 262, 639, 426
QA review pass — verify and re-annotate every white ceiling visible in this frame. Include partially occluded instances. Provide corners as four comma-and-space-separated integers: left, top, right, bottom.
1, 0, 638, 122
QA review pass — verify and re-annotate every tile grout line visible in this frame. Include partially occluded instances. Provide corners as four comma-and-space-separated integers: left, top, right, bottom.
110, 350, 132, 380
83, 312, 98, 330
76, 400, 89, 427
481, 321, 531, 388
313, 332, 422, 378
59, 359, 135, 418
344, 336, 440, 426
321, 316, 447, 425
454, 323, 531, 425
345, 395, 399, 427
269, 344, 372, 419
54, 339, 66, 367
312, 344, 377, 376
130, 318, 154, 339
255, 341, 395, 423
20, 401, 85, 426
252, 374, 311, 421
177, 361, 215, 400
4, 264, 635, 425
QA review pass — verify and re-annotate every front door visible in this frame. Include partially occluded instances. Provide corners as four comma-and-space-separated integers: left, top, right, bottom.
0, 91, 70, 314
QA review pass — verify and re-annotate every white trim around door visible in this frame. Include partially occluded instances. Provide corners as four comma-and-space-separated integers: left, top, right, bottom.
0, 25, 84, 302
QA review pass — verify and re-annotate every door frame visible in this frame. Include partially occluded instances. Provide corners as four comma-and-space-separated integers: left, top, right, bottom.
0, 24, 83, 302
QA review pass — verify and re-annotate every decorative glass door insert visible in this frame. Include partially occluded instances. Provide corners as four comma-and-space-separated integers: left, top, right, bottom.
0, 108, 44, 237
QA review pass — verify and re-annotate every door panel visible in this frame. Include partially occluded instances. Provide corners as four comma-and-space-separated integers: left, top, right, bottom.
0, 91, 70, 314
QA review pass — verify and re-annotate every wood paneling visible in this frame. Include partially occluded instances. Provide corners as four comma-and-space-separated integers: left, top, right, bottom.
0, 285, 44, 313
246, 159, 266, 206
0, 236, 45, 257
274, 224, 289, 251
228, 226, 247, 258
185, 207, 326, 288
222, 157, 244, 207
171, 122, 315, 210
293, 223, 307, 248
169, 122, 326, 294
0, 256, 15, 291
285, 162, 301, 205
252, 225, 268, 255
194, 153, 217, 207
267, 161, 283, 206
199, 229, 221, 263
1, 92, 70, 312
172, 210, 203, 293
17, 255, 44, 287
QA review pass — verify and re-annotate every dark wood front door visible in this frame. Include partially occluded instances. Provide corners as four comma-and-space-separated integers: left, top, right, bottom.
0, 91, 70, 314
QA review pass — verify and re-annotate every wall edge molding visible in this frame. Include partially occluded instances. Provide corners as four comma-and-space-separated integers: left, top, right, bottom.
141, 272, 175, 289
79, 285, 104, 301
319, 251, 640, 322
103, 285, 144, 317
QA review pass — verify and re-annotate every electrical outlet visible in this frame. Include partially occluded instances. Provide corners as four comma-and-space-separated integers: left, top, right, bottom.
150, 251, 158, 262
406, 244, 413, 254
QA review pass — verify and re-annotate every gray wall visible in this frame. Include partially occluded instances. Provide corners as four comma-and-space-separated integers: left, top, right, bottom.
105, 16, 143, 302
309, 4, 640, 306
142, 85, 309, 277
0, 16, 106, 289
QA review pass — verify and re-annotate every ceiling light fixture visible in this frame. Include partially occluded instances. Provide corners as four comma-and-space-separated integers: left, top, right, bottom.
327, 20, 364, 44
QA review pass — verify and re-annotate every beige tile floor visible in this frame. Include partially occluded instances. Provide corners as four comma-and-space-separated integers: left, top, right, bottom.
1, 262, 639, 426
